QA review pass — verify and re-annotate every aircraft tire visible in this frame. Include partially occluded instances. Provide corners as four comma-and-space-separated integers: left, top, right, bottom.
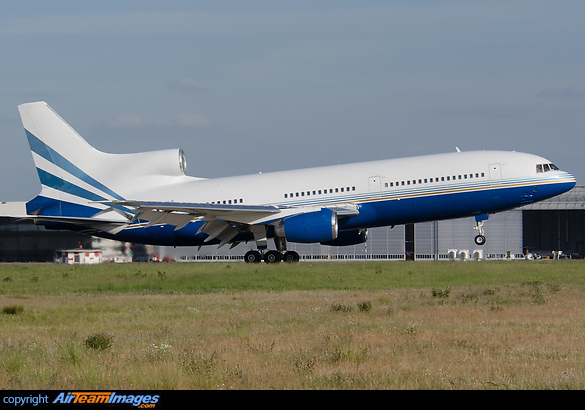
244, 250, 262, 263
474, 235, 486, 246
264, 250, 282, 263
282, 251, 300, 263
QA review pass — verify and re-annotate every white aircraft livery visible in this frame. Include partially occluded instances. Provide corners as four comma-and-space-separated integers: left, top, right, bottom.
0, 101, 577, 262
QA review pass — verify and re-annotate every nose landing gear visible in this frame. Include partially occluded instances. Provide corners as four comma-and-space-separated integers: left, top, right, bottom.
474, 214, 489, 246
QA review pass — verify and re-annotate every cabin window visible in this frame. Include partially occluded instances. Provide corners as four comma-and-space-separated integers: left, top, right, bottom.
341, 187, 344, 192
352, 186, 356, 191
481, 173, 485, 177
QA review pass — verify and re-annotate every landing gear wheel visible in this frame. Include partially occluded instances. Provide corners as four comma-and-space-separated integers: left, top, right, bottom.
244, 250, 262, 263
264, 250, 282, 263
474, 235, 486, 246
282, 251, 300, 263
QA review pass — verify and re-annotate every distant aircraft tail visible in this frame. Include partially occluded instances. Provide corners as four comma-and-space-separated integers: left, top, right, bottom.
18, 102, 189, 224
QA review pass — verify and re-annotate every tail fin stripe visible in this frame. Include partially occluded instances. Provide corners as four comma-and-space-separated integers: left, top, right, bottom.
26, 130, 124, 201
37, 168, 108, 202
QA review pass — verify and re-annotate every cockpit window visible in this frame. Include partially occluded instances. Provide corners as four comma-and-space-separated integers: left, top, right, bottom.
536, 163, 559, 173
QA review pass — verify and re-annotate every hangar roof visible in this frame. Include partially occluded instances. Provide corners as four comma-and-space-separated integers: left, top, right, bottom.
522, 186, 585, 210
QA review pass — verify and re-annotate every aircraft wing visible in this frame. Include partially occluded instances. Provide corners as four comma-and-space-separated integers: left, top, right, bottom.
104, 200, 359, 246
107, 200, 359, 225
107, 201, 282, 228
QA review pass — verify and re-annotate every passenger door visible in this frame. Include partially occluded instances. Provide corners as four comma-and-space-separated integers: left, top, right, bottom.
489, 163, 502, 186
368, 176, 382, 197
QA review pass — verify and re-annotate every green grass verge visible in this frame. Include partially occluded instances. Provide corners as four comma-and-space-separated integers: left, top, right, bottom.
1, 260, 583, 296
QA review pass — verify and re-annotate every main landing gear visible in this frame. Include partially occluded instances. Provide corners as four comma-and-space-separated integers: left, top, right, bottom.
473, 214, 489, 246
244, 227, 299, 263
244, 250, 300, 263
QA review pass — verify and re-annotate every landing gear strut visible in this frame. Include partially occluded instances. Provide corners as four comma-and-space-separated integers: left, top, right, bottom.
474, 214, 489, 246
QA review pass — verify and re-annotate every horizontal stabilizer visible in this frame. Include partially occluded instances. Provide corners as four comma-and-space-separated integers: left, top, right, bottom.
7, 214, 129, 234
0, 202, 28, 218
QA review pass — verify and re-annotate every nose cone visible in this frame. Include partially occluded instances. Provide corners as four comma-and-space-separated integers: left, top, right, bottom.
562, 171, 577, 190
537, 171, 576, 202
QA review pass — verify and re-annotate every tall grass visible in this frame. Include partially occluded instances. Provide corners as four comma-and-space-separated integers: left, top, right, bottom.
1, 261, 585, 389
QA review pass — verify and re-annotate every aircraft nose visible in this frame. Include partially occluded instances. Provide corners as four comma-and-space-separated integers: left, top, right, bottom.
560, 171, 577, 191
565, 171, 577, 185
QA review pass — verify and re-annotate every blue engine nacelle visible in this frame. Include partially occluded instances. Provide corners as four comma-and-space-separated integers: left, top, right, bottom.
321, 229, 368, 246
282, 209, 338, 243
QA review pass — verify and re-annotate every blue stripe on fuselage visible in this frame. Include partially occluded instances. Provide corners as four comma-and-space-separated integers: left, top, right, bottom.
339, 179, 576, 230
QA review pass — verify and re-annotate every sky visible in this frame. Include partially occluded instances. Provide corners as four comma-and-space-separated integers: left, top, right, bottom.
0, 1, 584, 201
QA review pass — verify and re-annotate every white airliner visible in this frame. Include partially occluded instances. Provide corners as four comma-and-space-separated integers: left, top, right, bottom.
0, 102, 576, 262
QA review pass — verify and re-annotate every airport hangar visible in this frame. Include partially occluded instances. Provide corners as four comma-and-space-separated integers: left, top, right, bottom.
0, 185, 583, 262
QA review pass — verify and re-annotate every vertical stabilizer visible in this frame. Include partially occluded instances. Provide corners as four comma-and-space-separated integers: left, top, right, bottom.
18, 102, 123, 216
18, 102, 191, 218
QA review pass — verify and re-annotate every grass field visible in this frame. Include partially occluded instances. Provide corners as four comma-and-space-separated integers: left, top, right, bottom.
1, 260, 585, 389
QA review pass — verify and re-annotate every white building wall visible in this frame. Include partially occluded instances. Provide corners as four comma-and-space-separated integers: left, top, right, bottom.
437, 211, 523, 258
166, 210, 524, 261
